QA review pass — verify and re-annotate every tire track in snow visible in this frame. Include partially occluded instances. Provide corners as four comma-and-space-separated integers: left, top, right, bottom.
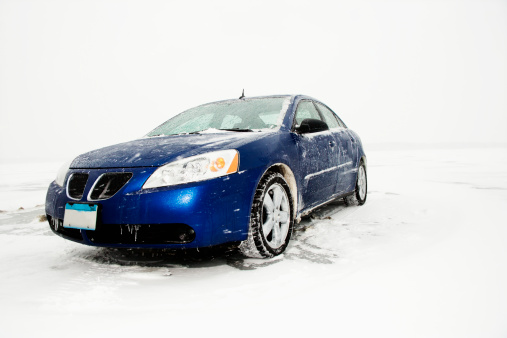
40, 248, 172, 311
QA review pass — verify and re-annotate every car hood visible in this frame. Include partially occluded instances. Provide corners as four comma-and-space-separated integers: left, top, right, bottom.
70, 132, 268, 169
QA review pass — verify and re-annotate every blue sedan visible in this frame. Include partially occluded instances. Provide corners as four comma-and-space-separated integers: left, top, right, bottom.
45, 95, 367, 258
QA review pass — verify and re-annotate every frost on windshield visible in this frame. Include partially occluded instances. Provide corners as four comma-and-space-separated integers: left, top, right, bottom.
170, 114, 214, 135
147, 97, 290, 136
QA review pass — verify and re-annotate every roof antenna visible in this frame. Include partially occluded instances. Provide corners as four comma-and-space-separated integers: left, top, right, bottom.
239, 89, 245, 99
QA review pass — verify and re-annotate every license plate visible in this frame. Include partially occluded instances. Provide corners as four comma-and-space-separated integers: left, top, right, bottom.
63, 203, 98, 230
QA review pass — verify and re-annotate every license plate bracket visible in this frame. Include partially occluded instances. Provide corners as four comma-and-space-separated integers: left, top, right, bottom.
63, 203, 98, 230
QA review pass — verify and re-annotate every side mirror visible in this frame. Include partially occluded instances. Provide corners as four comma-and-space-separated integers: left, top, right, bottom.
296, 118, 329, 134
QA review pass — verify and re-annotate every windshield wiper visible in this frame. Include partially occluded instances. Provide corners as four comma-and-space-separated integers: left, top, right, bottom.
218, 128, 254, 132
149, 131, 202, 137
168, 131, 202, 136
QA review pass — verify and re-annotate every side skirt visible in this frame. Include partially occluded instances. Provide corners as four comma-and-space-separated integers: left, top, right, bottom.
295, 191, 354, 222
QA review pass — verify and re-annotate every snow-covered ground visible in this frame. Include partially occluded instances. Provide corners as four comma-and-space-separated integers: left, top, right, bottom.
1, 145, 506, 337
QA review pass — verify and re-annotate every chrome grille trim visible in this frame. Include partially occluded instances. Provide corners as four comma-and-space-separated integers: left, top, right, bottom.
66, 173, 89, 200
87, 172, 133, 201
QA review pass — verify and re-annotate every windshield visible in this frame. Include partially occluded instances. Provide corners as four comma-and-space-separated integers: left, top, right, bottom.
147, 97, 290, 137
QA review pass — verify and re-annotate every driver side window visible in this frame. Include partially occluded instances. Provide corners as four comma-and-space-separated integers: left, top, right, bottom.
294, 101, 322, 127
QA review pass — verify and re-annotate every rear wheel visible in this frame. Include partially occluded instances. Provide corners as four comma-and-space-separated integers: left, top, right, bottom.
344, 161, 367, 206
239, 172, 294, 258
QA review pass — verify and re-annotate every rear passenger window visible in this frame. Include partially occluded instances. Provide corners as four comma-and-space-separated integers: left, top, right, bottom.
316, 103, 342, 129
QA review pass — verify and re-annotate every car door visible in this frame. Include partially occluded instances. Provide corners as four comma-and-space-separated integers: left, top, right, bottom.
315, 102, 357, 194
292, 100, 339, 209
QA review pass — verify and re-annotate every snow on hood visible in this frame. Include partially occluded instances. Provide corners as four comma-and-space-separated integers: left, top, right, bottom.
70, 132, 268, 169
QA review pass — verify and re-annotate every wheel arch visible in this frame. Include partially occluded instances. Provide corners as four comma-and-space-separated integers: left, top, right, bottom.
263, 163, 298, 220
360, 155, 367, 167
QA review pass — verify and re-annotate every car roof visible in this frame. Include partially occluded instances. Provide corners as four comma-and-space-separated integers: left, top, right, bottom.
193, 94, 320, 108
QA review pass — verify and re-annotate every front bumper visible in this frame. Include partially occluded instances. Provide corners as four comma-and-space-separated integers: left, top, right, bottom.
45, 166, 263, 249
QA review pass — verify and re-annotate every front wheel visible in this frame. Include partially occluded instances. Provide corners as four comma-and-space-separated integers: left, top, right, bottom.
239, 172, 294, 258
344, 161, 367, 206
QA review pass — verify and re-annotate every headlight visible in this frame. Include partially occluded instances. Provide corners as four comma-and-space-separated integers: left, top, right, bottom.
143, 150, 239, 189
55, 159, 73, 187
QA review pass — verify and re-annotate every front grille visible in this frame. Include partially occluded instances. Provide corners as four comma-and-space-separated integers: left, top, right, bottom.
86, 224, 196, 244
89, 173, 132, 200
67, 173, 89, 200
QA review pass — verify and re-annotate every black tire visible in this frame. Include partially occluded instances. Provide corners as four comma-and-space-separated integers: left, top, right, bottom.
239, 172, 294, 258
344, 161, 367, 206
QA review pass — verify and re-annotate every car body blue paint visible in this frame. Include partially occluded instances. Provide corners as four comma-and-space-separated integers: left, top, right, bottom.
45, 95, 366, 249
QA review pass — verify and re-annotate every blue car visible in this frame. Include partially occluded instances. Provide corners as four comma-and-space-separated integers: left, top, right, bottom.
45, 95, 367, 258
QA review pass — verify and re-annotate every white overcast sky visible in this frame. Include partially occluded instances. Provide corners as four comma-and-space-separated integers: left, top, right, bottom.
0, 0, 506, 161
